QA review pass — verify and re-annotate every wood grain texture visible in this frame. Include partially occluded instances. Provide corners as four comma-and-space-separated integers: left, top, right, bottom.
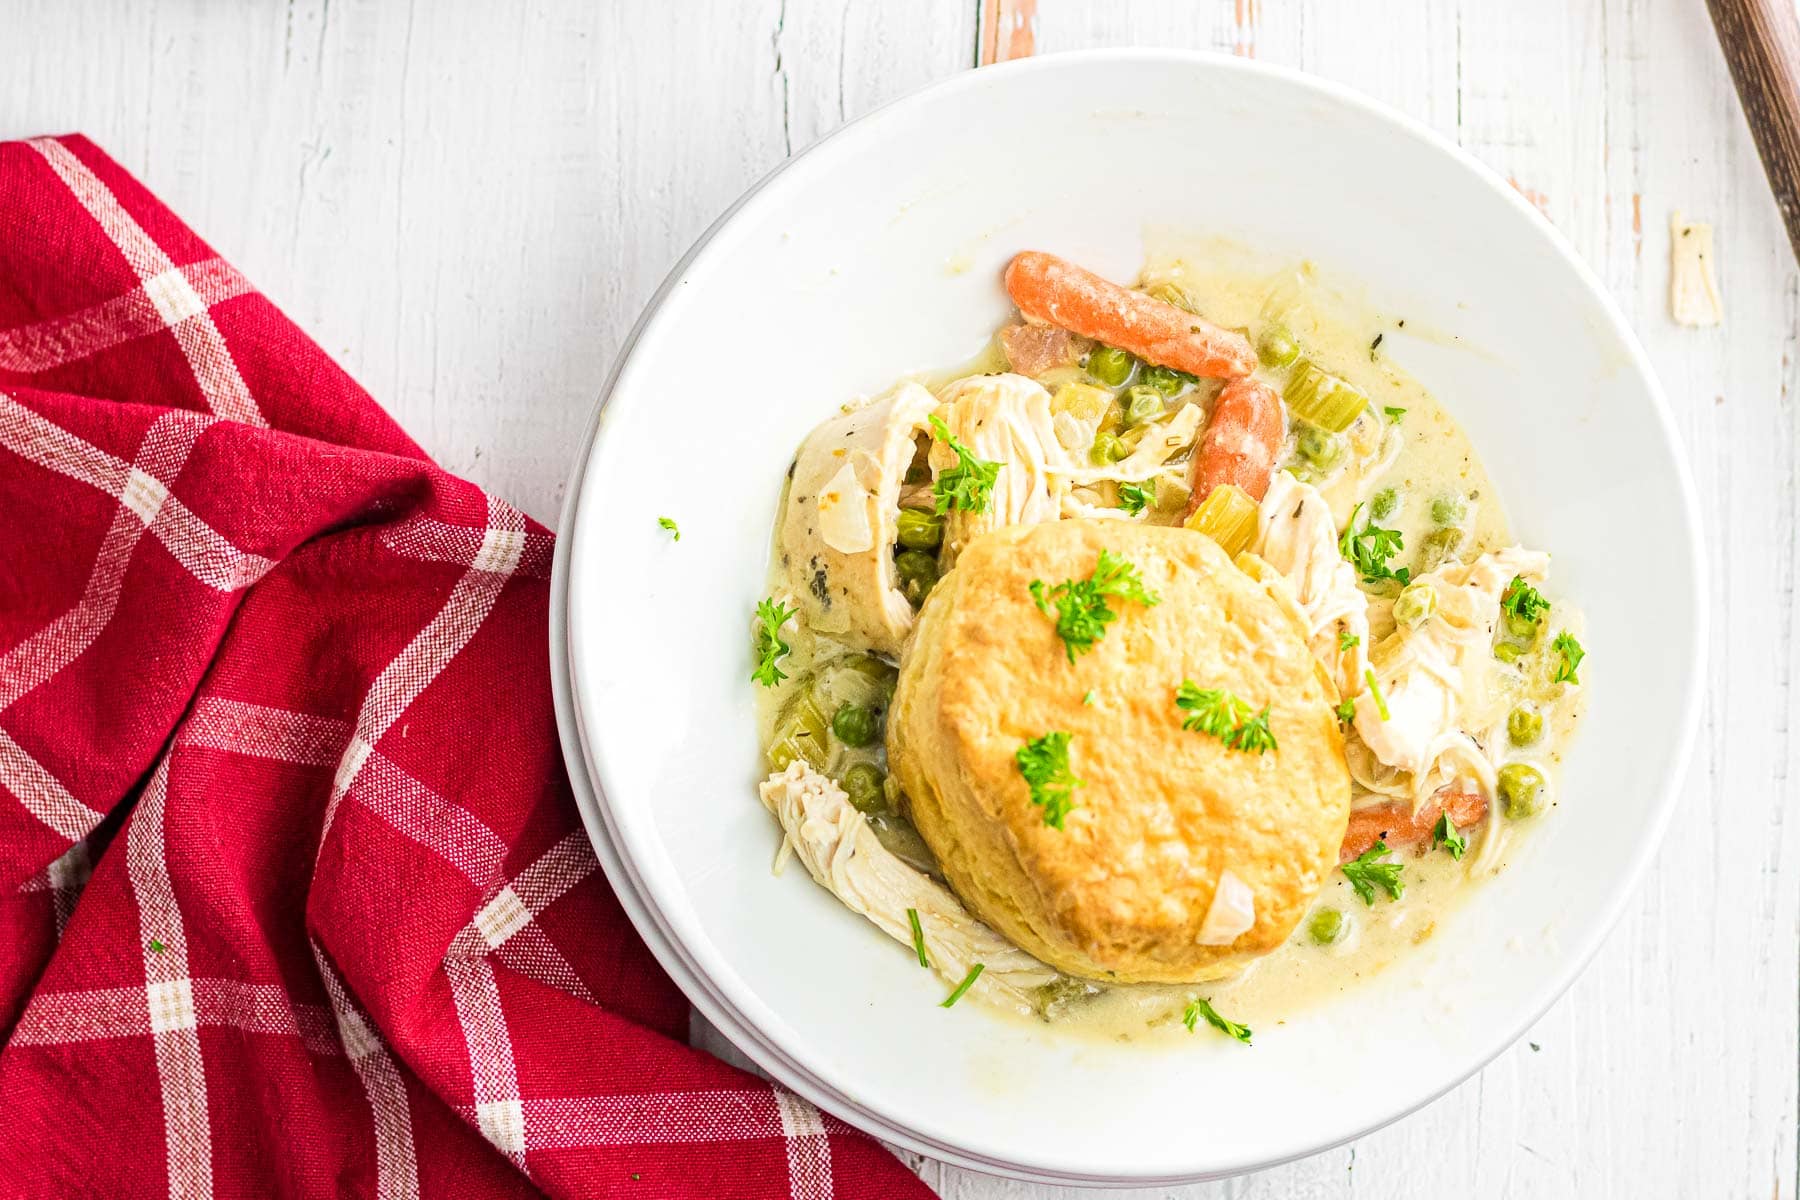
1708, 0, 1800, 261
978, 0, 1038, 64
3, 2, 1796, 1198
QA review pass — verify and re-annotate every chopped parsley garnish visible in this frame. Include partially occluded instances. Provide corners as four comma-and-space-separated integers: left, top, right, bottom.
657, 516, 680, 541
1501, 576, 1550, 625
1183, 996, 1252, 1044
1177, 683, 1249, 738
1029, 549, 1161, 663
148, 938, 165, 954
1015, 732, 1083, 829
1383, 405, 1407, 423
1082, 689, 1096, 706
1338, 629, 1361, 652
1363, 668, 1390, 720
1177, 683, 1277, 754
1227, 706, 1278, 755
1552, 631, 1586, 684
1337, 502, 1411, 586
1433, 813, 1467, 861
1341, 840, 1405, 905
751, 598, 797, 688
907, 908, 929, 968
1117, 480, 1155, 516
940, 963, 984, 1008
927, 415, 1001, 515
1335, 698, 1358, 724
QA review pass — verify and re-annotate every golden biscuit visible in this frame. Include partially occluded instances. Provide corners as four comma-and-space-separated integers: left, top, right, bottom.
887, 518, 1351, 983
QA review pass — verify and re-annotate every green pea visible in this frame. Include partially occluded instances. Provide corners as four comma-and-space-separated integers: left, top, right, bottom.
894, 550, 938, 607
1141, 364, 1189, 397
1309, 908, 1345, 945
1294, 423, 1344, 473
895, 507, 943, 552
1086, 346, 1135, 386
1431, 493, 1467, 526
1494, 641, 1524, 664
1257, 324, 1300, 368
1497, 762, 1547, 818
1120, 385, 1166, 429
1393, 580, 1438, 626
831, 702, 880, 748
1370, 487, 1401, 521
1089, 431, 1129, 465
1417, 526, 1465, 574
1507, 705, 1544, 746
840, 762, 888, 814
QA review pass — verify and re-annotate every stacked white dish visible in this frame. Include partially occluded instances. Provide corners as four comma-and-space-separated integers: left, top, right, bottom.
549, 51, 1704, 1185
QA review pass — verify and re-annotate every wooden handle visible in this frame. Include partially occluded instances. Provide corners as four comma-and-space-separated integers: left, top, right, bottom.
1706, 0, 1800, 262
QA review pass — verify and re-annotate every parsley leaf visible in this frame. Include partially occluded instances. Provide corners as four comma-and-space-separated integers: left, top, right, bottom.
1338, 629, 1361, 652
1341, 840, 1405, 906
1337, 502, 1412, 586
1552, 631, 1586, 684
1362, 668, 1391, 721
1335, 698, 1358, 724
928, 415, 1001, 516
148, 938, 165, 954
751, 598, 797, 688
1433, 813, 1467, 861
1029, 549, 1161, 663
1501, 576, 1550, 625
1177, 684, 1278, 754
1176, 682, 1249, 738
1183, 996, 1253, 1044
1117, 480, 1155, 516
940, 963, 984, 1008
1226, 705, 1278, 755
907, 908, 929, 968
657, 516, 680, 541
1383, 405, 1407, 423
1015, 732, 1084, 829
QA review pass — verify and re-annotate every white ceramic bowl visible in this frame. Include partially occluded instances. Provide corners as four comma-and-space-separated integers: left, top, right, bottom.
551, 50, 1704, 1184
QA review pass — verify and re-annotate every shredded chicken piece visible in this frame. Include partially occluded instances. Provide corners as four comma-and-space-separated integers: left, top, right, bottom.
1352, 547, 1550, 781
779, 383, 937, 655
931, 374, 1069, 563
930, 372, 1201, 564
758, 761, 1058, 1014
1250, 472, 1369, 697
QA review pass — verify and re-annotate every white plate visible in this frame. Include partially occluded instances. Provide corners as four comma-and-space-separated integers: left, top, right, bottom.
551, 50, 1705, 1184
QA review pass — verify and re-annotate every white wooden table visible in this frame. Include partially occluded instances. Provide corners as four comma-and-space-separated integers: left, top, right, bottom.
7, 2, 1796, 1196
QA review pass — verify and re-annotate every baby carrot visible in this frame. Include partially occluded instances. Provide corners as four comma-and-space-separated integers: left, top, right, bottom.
1186, 376, 1286, 510
1004, 251, 1257, 380
1337, 785, 1488, 865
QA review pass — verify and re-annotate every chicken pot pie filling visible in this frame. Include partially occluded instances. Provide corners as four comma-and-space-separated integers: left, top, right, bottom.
749, 252, 1587, 1041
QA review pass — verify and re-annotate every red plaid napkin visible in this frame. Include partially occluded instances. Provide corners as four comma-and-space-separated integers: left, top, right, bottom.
0, 135, 934, 1200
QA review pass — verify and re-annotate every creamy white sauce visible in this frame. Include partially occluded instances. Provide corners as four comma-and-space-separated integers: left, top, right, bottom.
757, 253, 1586, 1040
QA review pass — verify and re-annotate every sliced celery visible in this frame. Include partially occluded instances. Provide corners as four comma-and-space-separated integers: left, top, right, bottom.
1184, 484, 1259, 557
1284, 361, 1369, 433
767, 686, 831, 772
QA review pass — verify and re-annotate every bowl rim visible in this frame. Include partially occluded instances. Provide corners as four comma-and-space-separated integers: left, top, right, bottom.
550, 46, 1708, 1185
